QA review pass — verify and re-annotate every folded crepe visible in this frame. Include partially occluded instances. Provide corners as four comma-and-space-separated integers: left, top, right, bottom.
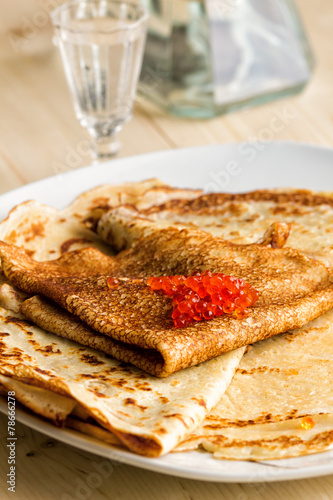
0, 179, 200, 261
0, 303, 243, 456
100, 188, 333, 267
1, 210, 333, 377
65, 178, 201, 232
0, 374, 77, 426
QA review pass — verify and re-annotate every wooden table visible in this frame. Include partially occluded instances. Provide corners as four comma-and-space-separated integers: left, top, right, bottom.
1, 0, 333, 498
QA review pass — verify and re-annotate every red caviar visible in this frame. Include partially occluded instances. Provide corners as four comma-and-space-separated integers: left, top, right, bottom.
301, 416, 315, 430
147, 271, 259, 328
107, 277, 119, 289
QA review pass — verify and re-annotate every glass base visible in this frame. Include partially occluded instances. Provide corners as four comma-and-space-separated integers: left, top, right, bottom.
90, 136, 121, 162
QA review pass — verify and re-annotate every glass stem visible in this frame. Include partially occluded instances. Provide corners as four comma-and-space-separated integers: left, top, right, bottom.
90, 134, 121, 162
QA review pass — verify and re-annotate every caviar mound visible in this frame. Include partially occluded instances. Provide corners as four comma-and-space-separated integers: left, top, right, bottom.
148, 271, 259, 328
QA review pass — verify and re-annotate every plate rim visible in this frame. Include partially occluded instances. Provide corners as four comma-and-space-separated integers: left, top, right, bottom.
2, 139, 333, 211
1, 396, 333, 483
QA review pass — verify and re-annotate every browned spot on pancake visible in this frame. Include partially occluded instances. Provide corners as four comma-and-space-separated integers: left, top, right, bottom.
104, 367, 122, 374
77, 373, 101, 380
89, 197, 112, 211
204, 409, 301, 428
145, 189, 333, 215
28, 339, 38, 345
225, 203, 247, 217
60, 238, 92, 254
24, 222, 45, 243
49, 250, 56, 255
159, 396, 169, 404
271, 205, 309, 216
135, 381, 153, 391
34, 367, 55, 377
155, 427, 167, 435
87, 389, 108, 398
3, 316, 32, 327
59, 218, 67, 223
123, 398, 148, 411
80, 354, 105, 366
244, 215, 260, 222
237, 365, 272, 375
207, 430, 333, 450
236, 366, 299, 376
83, 216, 99, 232
116, 411, 131, 418
7, 230, 18, 244
271, 206, 287, 215
0, 332, 10, 337
192, 397, 207, 409
36, 344, 62, 355
204, 422, 254, 430
112, 379, 127, 388
0, 352, 21, 358
164, 413, 189, 427
124, 397, 135, 405
25, 249, 36, 258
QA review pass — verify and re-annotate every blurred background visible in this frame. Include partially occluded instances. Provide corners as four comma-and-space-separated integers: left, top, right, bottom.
0, 0, 331, 193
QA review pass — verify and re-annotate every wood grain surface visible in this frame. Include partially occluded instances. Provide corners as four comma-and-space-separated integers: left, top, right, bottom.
1, 0, 333, 498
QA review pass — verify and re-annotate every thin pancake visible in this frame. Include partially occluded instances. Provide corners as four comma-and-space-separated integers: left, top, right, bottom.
0, 179, 200, 261
66, 178, 201, 231
0, 374, 77, 426
100, 189, 333, 267
1, 215, 333, 376
0, 200, 112, 261
0, 305, 243, 456
176, 308, 333, 459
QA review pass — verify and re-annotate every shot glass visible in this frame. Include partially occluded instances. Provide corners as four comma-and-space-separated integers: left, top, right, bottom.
51, 0, 148, 161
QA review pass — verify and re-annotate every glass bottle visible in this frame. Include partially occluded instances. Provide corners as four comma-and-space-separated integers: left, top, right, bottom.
138, 0, 314, 118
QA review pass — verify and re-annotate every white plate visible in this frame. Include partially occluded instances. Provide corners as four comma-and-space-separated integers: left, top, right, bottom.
1, 141, 333, 482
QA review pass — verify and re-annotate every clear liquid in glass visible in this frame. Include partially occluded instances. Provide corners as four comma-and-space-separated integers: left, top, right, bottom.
56, 17, 146, 140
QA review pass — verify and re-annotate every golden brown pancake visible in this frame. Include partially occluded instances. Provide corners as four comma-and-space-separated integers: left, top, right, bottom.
1, 215, 333, 377
177, 307, 333, 460
2, 181, 333, 460
0, 303, 243, 456
0, 179, 201, 261
98, 188, 333, 268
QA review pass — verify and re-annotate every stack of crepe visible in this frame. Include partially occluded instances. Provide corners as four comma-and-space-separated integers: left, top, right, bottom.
0, 179, 333, 460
